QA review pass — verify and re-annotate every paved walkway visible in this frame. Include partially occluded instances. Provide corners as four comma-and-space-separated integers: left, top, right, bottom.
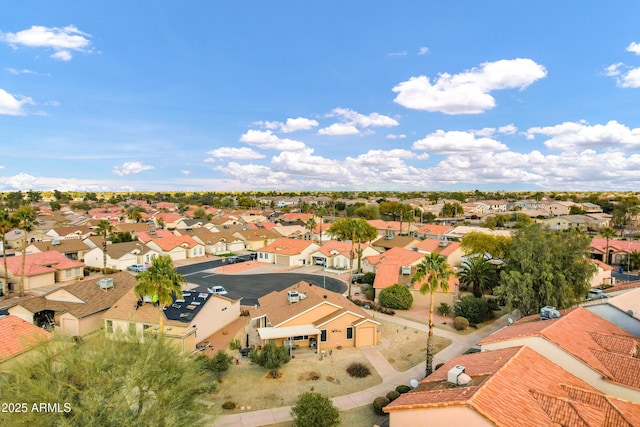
211, 312, 511, 427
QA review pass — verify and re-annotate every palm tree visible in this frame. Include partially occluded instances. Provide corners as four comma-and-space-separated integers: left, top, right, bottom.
316, 206, 327, 246
0, 208, 17, 298
134, 256, 186, 329
13, 206, 37, 297
600, 227, 616, 265
412, 252, 454, 377
96, 219, 113, 274
305, 217, 317, 242
458, 255, 497, 298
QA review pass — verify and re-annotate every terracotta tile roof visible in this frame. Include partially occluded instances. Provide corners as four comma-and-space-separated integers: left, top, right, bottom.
152, 212, 184, 223
148, 235, 200, 251
258, 237, 316, 255
415, 223, 453, 235
3, 250, 84, 276
479, 307, 640, 389
386, 346, 640, 427
365, 246, 425, 267
0, 315, 52, 361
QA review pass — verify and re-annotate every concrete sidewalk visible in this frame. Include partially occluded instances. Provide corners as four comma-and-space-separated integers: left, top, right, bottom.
211, 313, 511, 427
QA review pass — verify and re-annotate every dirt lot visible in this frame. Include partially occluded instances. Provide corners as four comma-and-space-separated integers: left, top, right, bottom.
203, 317, 449, 417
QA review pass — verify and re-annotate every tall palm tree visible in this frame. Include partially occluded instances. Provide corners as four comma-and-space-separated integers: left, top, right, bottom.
13, 206, 37, 297
96, 219, 113, 274
600, 227, 616, 265
304, 217, 317, 242
458, 255, 498, 298
316, 206, 327, 246
0, 208, 17, 298
134, 256, 186, 329
412, 252, 454, 377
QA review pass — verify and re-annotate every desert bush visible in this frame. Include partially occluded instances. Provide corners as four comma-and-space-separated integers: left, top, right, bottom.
379, 284, 413, 310
222, 401, 236, 410
454, 316, 469, 331
386, 390, 401, 402
372, 396, 390, 415
454, 295, 493, 324
229, 338, 241, 350
346, 362, 371, 378
396, 385, 411, 394
364, 287, 375, 301
290, 391, 340, 427
437, 302, 452, 316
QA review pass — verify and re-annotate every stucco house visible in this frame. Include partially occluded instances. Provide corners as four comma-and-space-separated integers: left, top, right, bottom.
27, 238, 91, 261
309, 239, 380, 271
257, 238, 319, 267
384, 346, 640, 426
102, 286, 241, 355
83, 241, 158, 271
0, 251, 84, 293
7, 272, 136, 336
232, 228, 280, 251
250, 281, 380, 352
586, 286, 640, 336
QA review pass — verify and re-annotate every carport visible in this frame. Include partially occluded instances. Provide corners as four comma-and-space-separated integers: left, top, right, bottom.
257, 324, 321, 351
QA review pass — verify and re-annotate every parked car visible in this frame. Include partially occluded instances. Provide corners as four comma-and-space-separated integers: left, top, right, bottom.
351, 273, 365, 284
127, 264, 147, 272
587, 289, 609, 300
226, 256, 244, 264
207, 285, 228, 295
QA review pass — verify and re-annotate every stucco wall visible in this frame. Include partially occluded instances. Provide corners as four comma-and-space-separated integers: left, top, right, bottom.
387, 404, 493, 427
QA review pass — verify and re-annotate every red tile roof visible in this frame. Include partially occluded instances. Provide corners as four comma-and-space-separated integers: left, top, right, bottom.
4, 250, 84, 276
257, 237, 316, 255
0, 315, 51, 361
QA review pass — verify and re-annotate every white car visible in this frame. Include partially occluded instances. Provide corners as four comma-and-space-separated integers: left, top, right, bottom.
207, 285, 228, 295
127, 264, 147, 272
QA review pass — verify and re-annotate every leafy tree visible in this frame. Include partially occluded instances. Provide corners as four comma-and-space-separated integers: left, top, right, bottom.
209, 350, 234, 381
454, 295, 493, 324
96, 219, 113, 274
460, 231, 512, 260
193, 207, 207, 218
110, 231, 135, 243
440, 202, 463, 218
569, 205, 585, 215
0, 334, 207, 426
458, 255, 498, 297
305, 217, 317, 241
248, 342, 290, 378
630, 250, 640, 270
13, 206, 37, 297
0, 208, 17, 297
135, 256, 185, 328
437, 302, 452, 316
49, 200, 61, 211
379, 284, 413, 310
353, 204, 380, 220
411, 252, 454, 376
290, 392, 340, 427
361, 272, 376, 285
494, 224, 596, 316
612, 198, 639, 237
600, 227, 617, 264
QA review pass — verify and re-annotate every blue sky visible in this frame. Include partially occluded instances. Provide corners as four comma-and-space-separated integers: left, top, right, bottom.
2, 2, 640, 193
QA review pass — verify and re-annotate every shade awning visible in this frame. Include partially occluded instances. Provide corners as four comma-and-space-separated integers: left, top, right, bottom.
257, 324, 321, 340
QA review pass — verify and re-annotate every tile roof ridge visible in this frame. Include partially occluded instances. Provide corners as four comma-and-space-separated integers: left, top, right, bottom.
528, 389, 589, 427
560, 384, 635, 427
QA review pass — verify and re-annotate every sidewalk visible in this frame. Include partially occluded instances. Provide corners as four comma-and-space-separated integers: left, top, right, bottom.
211, 312, 511, 427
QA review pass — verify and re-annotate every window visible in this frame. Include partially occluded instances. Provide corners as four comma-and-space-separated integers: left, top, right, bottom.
65, 269, 72, 277
106, 320, 113, 334
346, 327, 353, 340
320, 329, 327, 342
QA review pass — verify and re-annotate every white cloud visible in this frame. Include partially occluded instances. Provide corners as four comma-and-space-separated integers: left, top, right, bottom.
0, 88, 32, 115
386, 134, 407, 139
0, 25, 93, 61
626, 42, 640, 55
318, 123, 359, 136
498, 124, 517, 135
618, 67, 640, 88
240, 129, 307, 151
418, 47, 429, 55
526, 120, 640, 151
181, 170, 191, 175
392, 58, 547, 114
604, 63, 624, 77
206, 146, 265, 160
318, 108, 399, 135
388, 50, 408, 57
112, 161, 155, 176
412, 130, 509, 153
257, 117, 319, 133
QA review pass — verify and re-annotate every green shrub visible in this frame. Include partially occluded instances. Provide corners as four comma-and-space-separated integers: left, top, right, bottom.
379, 284, 413, 310
437, 302, 452, 316
454, 316, 469, 331
487, 298, 500, 311
222, 401, 236, 410
291, 391, 340, 427
240, 309, 250, 317
396, 385, 411, 394
346, 362, 371, 378
364, 287, 375, 301
386, 390, 401, 402
454, 295, 494, 324
372, 396, 390, 415
229, 338, 241, 350
362, 272, 376, 285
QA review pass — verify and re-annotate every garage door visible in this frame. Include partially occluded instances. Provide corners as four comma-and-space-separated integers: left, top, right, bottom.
275, 254, 290, 266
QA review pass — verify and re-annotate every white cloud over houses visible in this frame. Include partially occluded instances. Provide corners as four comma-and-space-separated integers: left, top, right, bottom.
392, 58, 547, 114
0, 25, 93, 61
0, 88, 31, 115
318, 108, 399, 135
206, 146, 265, 160
412, 130, 509, 154
526, 120, 640, 151
240, 129, 307, 151
112, 161, 154, 176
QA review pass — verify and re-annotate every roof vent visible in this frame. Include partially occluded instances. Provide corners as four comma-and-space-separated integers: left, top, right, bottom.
96, 278, 114, 291
439, 240, 449, 247
52, 239, 61, 245
540, 306, 561, 320
401, 266, 411, 275
447, 365, 467, 386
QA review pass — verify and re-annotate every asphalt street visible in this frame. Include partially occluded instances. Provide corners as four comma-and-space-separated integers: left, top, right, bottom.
176, 259, 347, 306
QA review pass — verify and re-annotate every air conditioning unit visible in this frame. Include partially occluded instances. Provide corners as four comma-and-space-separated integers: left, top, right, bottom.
540, 306, 561, 320
448, 365, 466, 385
401, 266, 411, 275
96, 278, 114, 290
52, 239, 61, 245
439, 240, 449, 247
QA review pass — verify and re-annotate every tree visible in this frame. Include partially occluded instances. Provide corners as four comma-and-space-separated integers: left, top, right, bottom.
440, 202, 463, 218
209, 350, 234, 381
460, 231, 512, 260
0, 208, 17, 298
327, 217, 378, 295
248, 342, 290, 378
612, 198, 639, 237
494, 224, 596, 316
134, 256, 185, 328
411, 252, 454, 376
305, 217, 317, 242
630, 250, 640, 270
290, 391, 340, 427
193, 207, 207, 219
96, 219, 113, 274
379, 283, 413, 310
0, 333, 207, 427
13, 206, 37, 297
600, 227, 617, 264
458, 255, 498, 298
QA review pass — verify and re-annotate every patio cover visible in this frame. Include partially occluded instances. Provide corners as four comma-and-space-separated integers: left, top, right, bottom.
257, 324, 321, 340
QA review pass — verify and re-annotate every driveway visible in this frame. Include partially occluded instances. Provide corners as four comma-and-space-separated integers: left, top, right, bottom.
176, 262, 347, 306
